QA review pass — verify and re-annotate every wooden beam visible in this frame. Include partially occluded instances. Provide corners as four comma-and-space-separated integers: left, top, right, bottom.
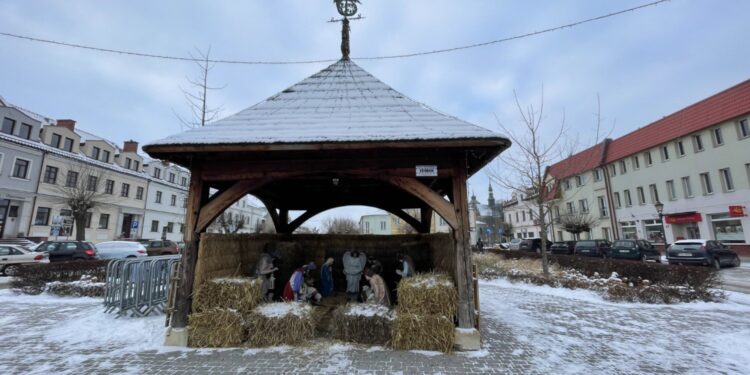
420, 206, 433, 233
257, 197, 281, 233
382, 176, 459, 230
278, 209, 290, 234
285, 202, 424, 234
452, 158, 477, 329
195, 178, 270, 233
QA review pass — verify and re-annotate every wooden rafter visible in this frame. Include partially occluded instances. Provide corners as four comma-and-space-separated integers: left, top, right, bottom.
195, 178, 270, 233
381, 176, 458, 230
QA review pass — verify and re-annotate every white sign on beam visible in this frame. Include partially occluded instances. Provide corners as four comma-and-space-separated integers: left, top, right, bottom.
416, 165, 438, 177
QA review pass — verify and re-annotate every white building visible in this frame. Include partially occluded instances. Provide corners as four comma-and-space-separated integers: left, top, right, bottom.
141, 157, 190, 242
503, 191, 546, 240
359, 214, 391, 235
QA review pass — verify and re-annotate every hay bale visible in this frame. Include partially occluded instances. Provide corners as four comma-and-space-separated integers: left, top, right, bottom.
391, 313, 454, 353
245, 302, 314, 347
333, 304, 394, 345
397, 272, 457, 319
188, 308, 245, 348
193, 277, 263, 315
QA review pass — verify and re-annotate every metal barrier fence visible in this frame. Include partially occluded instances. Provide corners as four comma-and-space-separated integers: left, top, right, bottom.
104, 255, 181, 317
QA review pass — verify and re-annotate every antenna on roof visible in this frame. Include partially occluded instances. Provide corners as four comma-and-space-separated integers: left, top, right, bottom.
329, 0, 364, 60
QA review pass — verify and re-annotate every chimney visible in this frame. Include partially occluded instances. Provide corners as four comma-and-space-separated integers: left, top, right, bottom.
57, 119, 76, 131
123, 140, 139, 153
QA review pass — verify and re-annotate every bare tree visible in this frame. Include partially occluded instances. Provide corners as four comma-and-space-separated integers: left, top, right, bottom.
294, 226, 321, 234
174, 46, 225, 129
559, 212, 599, 240
323, 217, 359, 234
216, 213, 246, 234
53, 165, 110, 241
487, 89, 567, 277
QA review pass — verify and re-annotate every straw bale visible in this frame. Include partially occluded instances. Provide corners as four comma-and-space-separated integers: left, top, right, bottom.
333, 304, 394, 345
391, 313, 455, 353
193, 277, 263, 315
396, 272, 458, 319
188, 308, 245, 348
245, 302, 315, 347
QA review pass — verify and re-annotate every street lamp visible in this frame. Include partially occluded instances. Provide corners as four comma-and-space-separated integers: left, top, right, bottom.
654, 201, 668, 253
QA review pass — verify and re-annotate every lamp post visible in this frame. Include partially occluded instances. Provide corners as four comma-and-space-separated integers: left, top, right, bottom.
654, 201, 667, 253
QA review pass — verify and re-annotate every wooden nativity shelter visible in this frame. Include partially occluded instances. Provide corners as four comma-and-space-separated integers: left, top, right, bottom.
144, 56, 510, 347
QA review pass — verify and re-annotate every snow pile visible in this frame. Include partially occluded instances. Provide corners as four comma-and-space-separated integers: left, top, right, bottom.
255, 302, 311, 318
45, 275, 105, 297
345, 304, 394, 320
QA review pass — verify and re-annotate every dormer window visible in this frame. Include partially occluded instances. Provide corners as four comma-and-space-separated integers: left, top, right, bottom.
154, 168, 161, 179
51, 133, 61, 148
19, 124, 32, 140
63, 137, 74, 152
92, 146, 101, 160
169, 173, 175, 183
102, 150, 111, 163
134, 160, 140, 171
125, 157, 132, 169
1, 118, 15, 135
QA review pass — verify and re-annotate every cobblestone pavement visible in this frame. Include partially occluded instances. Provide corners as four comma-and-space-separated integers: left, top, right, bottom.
1, 280, 749, 375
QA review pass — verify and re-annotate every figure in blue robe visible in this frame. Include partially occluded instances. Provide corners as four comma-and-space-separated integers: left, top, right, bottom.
320, 257, 334, 297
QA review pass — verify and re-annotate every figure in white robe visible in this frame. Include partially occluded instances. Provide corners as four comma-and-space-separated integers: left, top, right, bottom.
343, 250, 367, 301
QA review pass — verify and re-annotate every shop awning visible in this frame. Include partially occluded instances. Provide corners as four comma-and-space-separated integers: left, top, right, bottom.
664, 212, 702, 224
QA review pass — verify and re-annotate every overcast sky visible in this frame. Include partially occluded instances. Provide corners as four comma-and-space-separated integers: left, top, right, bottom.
1, 0, 749, 230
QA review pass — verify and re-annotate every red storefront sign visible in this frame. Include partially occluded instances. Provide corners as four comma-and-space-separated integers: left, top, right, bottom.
729, 205, 747, 217
664, 212, 702, 224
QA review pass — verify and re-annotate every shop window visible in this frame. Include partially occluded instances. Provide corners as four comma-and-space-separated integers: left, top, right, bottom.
8, 206, 18, 218
620, 221, 637, 240
644, 219, 665, 243
710, 213, 745, 243
34, 207, 51, 226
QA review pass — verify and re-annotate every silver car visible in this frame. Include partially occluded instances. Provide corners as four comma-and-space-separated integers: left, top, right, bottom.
95, 241, 148, 259
508, 238, 522, 251
0, 245, 49, 276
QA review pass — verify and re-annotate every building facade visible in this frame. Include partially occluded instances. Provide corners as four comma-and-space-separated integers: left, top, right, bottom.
469, 185, 504, 244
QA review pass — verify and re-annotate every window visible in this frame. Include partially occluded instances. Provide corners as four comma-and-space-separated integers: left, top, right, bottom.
661, 146, 670, 161
134, 160, 140, 171
105, 179, 114, 194
564, 179, 571, 190
593, 168, 602, 182
699, 173, 713, 195
155, 191, 162, 203
621, 221, 637, 239
151, 220, 159, 232
121, 183, 130, 197
712, 127, 724, 146
87, 176, 98, 192
169, 173, 176, 183
675, 141, 685, 157
380, 221, 386, 230
34, 207, 51, 225
637, 187, 646, 205
11, 158, 30, 179
154, 168, 161, 179
644, 151, 653, 166
624, 190, 632, 206
1, 118, 15, 134
170, 194, 177, 206
648, 184, 659, 203
125, 158, 132, 169
554, 207, 560, 219
92, 146, 100, 160
609, 164, 616, 177
666, 180, 676, 200
522, 211, 526, 221
182, 197, 187, 208
515, 212, 519, 222
136, 186, 144, 200
719, 168, 734, 192
566, 202, 575, 214
63, 137, 74, 152
632, 156, 640, 170
167, 222, 174, 233
508, 214, 512, 223
739, 119, 750, 139
8, 206, 18, 218
614, 192, 621, 208
19, 123, 32, 140
575, 175, 583, 187
102, 150, 110, 163
578, 199, 589, 214
98, 214, 110, 229
65, 171, 78, 187
710, 213, 745, 243
693, 134, 704, 152
681, 176, 693, 198
619, 160, 627, 174
51, 133, 61, 148
84, 212, 92, 228
181, 177, 187, 186
597, 196, 608, 217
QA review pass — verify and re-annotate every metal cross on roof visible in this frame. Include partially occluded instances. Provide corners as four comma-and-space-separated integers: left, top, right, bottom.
330, 0, 363, 60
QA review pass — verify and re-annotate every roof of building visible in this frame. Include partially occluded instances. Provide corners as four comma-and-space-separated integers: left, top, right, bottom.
145, 59, 505, 147
546, 141, 608, 180
605, 79, 750, 163
76, 129, 119, 149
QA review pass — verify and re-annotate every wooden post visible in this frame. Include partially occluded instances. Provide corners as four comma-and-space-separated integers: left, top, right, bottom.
420, 205, 433, 233
452, 159, 477, 329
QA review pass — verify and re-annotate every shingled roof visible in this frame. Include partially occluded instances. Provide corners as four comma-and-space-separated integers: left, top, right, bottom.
146, 59, 505, 147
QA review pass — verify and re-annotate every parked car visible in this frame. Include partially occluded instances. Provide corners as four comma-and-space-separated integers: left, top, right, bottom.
95, 241, 148, 259
135, 239, 180, 256
550, 241, 577, 255
0, 238, 40, 251
519, 238, 551, 253
609, 239, 661, 262
574, 240, 612, 258
0, 245, 48, 276
667, 239, 741, 269
499, 242, 510, 250
508, 238, 522, 250
36, 241, 99, 262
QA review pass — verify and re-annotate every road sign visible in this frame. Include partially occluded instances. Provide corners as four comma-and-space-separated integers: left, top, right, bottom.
131, 220, 139, 229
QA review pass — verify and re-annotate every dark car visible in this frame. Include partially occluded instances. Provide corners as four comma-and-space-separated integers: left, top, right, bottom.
609, 239, 661, 262
519, 238, 551, 253
135, 239, 181, 256
667, 239, 741, 269
550, 241, 577, 255
574, 239, 612, 258
36, 241, 98, 262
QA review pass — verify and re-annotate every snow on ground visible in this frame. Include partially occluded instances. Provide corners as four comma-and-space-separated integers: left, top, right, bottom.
254, 302, 312, 318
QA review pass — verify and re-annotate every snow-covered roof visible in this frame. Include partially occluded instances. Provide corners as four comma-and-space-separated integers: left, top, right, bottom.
146, 59, 505, 148
76, 129, 119, 149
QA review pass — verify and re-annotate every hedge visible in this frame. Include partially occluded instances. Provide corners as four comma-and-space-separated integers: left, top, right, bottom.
11, 260, 110, 295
